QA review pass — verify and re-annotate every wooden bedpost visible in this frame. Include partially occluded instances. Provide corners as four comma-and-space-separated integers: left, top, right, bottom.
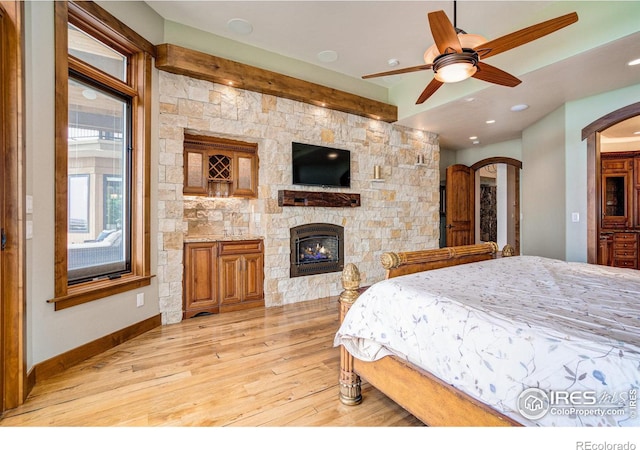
338, 263, 362, 405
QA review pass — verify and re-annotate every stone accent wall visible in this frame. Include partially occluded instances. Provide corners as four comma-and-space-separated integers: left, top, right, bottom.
158, 71, 440, 324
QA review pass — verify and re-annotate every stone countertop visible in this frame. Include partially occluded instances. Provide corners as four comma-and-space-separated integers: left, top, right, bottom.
183, 235, 264, 243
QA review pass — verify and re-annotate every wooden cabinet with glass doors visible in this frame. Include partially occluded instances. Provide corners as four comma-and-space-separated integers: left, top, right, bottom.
183, 134, 258, 198
599, 153, 640, 269
601, 156, 633, 229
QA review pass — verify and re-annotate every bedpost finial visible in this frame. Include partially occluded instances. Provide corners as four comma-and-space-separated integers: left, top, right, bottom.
341, 263, 361, 290
381, 252, 401, 269
342, 263, 360, 284
502, 244, 515, 257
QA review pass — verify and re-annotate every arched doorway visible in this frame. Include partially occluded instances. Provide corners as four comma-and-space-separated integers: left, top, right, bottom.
471, 158, 522, 255
582, 102, 640, 264
443, 157, 521, 254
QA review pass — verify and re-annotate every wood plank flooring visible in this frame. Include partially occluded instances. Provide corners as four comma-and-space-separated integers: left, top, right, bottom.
0, 296, 423, 427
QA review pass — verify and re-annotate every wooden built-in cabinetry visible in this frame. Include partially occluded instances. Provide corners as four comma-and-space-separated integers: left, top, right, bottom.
184, 134, 258, 198
183, 239, 264, 319
599, 152, 640, 269
218, 240, 265, 312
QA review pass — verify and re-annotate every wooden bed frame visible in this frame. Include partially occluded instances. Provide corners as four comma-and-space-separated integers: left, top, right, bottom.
337, 242, 521, 426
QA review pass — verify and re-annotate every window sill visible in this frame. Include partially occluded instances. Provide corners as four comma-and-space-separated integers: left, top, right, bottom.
48, 274, 154, 311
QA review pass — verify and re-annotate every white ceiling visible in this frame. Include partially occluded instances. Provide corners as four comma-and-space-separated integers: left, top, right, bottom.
144, 1, 640, 152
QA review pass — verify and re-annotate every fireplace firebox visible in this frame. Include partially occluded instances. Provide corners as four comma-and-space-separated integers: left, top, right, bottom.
290, 223, 344, 277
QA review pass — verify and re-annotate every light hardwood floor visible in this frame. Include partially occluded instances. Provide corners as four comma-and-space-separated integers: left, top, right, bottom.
0, 296, 423, 426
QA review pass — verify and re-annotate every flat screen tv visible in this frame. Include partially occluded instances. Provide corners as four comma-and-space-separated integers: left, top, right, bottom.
292, 142, 350, 188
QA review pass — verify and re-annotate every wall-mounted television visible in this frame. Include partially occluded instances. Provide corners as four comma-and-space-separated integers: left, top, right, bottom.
292, 142, 350, 188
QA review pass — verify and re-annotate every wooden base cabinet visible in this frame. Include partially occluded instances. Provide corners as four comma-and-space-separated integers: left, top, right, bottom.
183, 239, 264, 319
218, 240, 265, 312
183, 242, 219, 319
612, 232, 638, 269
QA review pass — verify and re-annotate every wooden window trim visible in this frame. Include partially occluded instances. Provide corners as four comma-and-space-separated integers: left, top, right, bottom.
49, 1, 152, 310
1, 0, 27, 412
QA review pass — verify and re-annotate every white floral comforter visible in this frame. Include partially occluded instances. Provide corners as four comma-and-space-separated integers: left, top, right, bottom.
334, 256, 640, 426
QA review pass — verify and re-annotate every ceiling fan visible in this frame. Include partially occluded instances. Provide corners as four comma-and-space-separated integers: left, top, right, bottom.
362, 3, 579, 104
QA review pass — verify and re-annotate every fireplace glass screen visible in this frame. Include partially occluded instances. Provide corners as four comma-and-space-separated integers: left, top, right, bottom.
290, 223, 344, 277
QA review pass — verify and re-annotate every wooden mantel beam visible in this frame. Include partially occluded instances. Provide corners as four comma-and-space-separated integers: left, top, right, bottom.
155, 43, 397, 123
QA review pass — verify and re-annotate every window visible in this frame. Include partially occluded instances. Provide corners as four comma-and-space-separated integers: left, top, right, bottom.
51, 1, 155, 310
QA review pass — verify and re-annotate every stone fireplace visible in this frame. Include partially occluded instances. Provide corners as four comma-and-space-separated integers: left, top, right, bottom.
156, 70, 439, 323
290, 223, 344, 277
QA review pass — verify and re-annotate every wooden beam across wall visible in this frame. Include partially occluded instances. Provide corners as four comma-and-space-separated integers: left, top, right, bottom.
155, 43, 398, 123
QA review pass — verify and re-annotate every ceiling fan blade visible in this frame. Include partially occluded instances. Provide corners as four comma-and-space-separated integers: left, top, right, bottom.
472, 62, 522, 87
416, 79, 444, 104
428, 10, 462, 54
475, 12, 578, 59
362, 64, 433, 79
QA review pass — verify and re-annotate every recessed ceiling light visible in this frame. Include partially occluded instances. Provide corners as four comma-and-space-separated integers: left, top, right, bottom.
634, 131, 640, 135
473, 140, 480, 145
227, 18, 253, 35
464, 97, 475, 102
469, 136, 478, 140
628, 58, 640, 66
388, 58, 400, 67
317, 50, 338, 63
510, 104, 529, 112
486, 119, 496, 124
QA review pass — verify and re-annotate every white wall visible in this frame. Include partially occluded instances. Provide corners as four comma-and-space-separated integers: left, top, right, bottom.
521, 106, 567, 259
454, 140, 522, 167
25, 1, 163, 367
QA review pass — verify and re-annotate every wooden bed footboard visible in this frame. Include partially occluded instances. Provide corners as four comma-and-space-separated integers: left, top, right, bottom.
337, 242, 520, 426
381, 241, 499, 278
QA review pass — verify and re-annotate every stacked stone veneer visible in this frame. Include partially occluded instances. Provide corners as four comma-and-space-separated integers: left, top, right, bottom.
158, 71, 440, 324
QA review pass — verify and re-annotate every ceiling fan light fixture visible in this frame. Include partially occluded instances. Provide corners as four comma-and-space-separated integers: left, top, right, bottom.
432, 51, 478, 83
423, 33, 487, 65
458, 33, 488, 50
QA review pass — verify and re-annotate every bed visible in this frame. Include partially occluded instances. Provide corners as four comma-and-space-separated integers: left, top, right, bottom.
334, 242, 640, 426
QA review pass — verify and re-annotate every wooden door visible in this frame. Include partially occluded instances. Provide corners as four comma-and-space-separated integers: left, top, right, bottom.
0, 0, 24, 413
634, 157, 640, 229
183, 149, 208, 195
183, 243, 219, 318
232, 152, 258, 198
219, 254, 242, 306
243, 252, 264, 303
445, 164, 474, 246
0, 7, 4, 410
